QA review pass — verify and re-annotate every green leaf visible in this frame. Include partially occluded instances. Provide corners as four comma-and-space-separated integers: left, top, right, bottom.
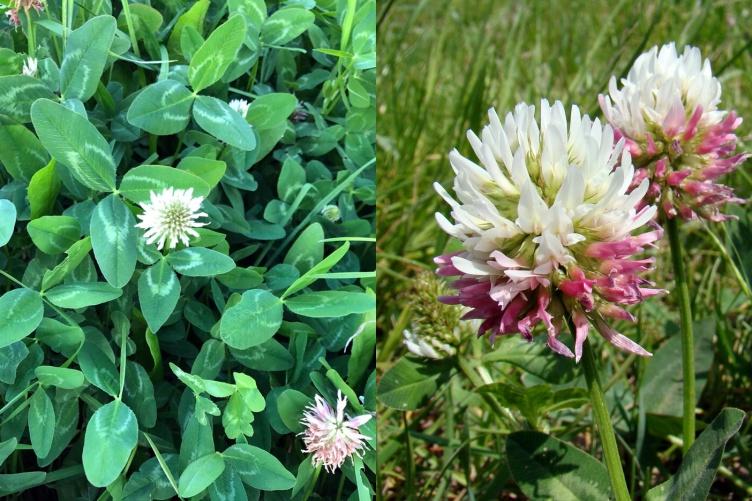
138, 259, 181, 333
0, 472, 47, 496
177, 156, 227, 188
83, 400, 139, 487
0, 288, 44, 349
167, 0, 209, 57
506, 431, 611, 501
167, 247, 236, 277
284, 223, 324, 273
192, 95, 256, 151
641, 319, 715, 416
34, 366, 85, 389
28, 387, 55, 458
276, 389, 311, 433
0, 199, 16, 247
283, 241, 349, 298
188, 15, 247, 92
31, 99, 117, 191
36, 318, 84, 357
284, 291, 374, 318
222, 444, 296, 491
59, 16, 117, 101
0, 438, 16, 466
27, 215, 80, 254
45, 282, 123, 309
260, 8, 315, 46
78, 341, 119, 396
41, 237, 92, 291
377, 356, 449, 410
0, 342, 28, 384
0, 125, 49, 181
178, 452, 226, 498
90, 194, 138, 288
646, 408, 745, 501
28, 160, 61, 219
126, 80, 195, 135
122, 361, 157, 428
230, 338, 294, 372
119, 165, 211, 204
220, 290, 283, 349
0, 75, 56, 123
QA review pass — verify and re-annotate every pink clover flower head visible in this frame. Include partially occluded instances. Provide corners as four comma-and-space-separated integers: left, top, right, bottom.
300, 391, 372, 473
600, 43, 747, 222
434, 100, 664, 361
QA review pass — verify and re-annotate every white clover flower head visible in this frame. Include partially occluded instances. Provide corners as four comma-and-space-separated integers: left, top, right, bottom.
300, 391, 372, 473
135, 187, 208, 250
435, 100, 663, 361
600, 43, 747, 222
228, 98, 250, 118
22, 56, 37, 77
402, 329, 456, 359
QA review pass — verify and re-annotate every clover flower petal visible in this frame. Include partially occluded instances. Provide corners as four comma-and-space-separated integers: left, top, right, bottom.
134, 187, 208, 250
435, 100, 662, 360
600, 42, 748, 222
300, 391, 372, 473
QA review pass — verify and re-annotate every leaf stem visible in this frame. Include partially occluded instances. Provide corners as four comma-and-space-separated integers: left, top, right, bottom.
666, 216, 695, 453
581, 340, 631, 501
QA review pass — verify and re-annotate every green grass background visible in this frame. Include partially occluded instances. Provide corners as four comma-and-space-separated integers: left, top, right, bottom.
377, 0, 752, 498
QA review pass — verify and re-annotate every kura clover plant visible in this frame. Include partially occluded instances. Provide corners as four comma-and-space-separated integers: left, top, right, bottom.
0, 0, 375, 499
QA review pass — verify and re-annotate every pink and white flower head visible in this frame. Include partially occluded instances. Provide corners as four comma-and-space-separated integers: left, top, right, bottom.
300, 391, 372, 473
434, 100, 664, 361
600, 43, 747, 222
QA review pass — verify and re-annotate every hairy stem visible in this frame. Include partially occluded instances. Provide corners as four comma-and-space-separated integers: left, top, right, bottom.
666, 216, 695, 453
582, 340, 631, 501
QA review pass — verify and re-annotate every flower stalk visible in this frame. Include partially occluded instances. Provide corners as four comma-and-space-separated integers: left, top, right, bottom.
665, 215, 695, 453
581, 339, 631, 501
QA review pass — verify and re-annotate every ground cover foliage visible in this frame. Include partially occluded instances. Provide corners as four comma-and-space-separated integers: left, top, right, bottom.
0, 0, 376, 499
376, 1, 751, 499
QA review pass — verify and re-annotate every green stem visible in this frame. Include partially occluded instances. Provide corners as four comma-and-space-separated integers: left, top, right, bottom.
666, 216, 695, 453
301, 464, 322, 501
581, 340, 631, 501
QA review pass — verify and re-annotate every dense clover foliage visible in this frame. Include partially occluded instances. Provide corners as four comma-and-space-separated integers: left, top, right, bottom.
0, 0, 375, 499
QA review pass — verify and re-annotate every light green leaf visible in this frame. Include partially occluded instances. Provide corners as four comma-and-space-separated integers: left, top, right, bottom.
90, 194, 138, 288
83, 400, 139, 487
166, 247, 236, 277
246, 93, 297, 160
138, 259, 181, 333
276, 389, 311, 433
126, 80, 195, 135
506, 431, 611, 501
377, 356, 448, 410
0, 199, 16, 247
0, 288, 44, 349
646, 408, 745, 501
223, 444, 295, 491
178, 452, 226, 498
28, 387, 55, 458
261, 8, 315, 46
284, 291, 374, 318
167, 0, 209, 57
41, 237, 92, 291
177, 156, 227, 188
283, 241, 349, 298
28, 160, 61, 219
283, 223, 323, 273
0, 472, 47, 496
0, 125, 49, 181
60, 16, 117, 101
119, 165, 211, 204
27, 215, 80, 254
45, 282, 123, 309
34, 366, 86, 389
193, 95, 256, 151
188, 15, 246, 92
0, 75, 56, 123
0, 438, 16, 466
220, 290, 283, 349
31, 99, 117, 192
